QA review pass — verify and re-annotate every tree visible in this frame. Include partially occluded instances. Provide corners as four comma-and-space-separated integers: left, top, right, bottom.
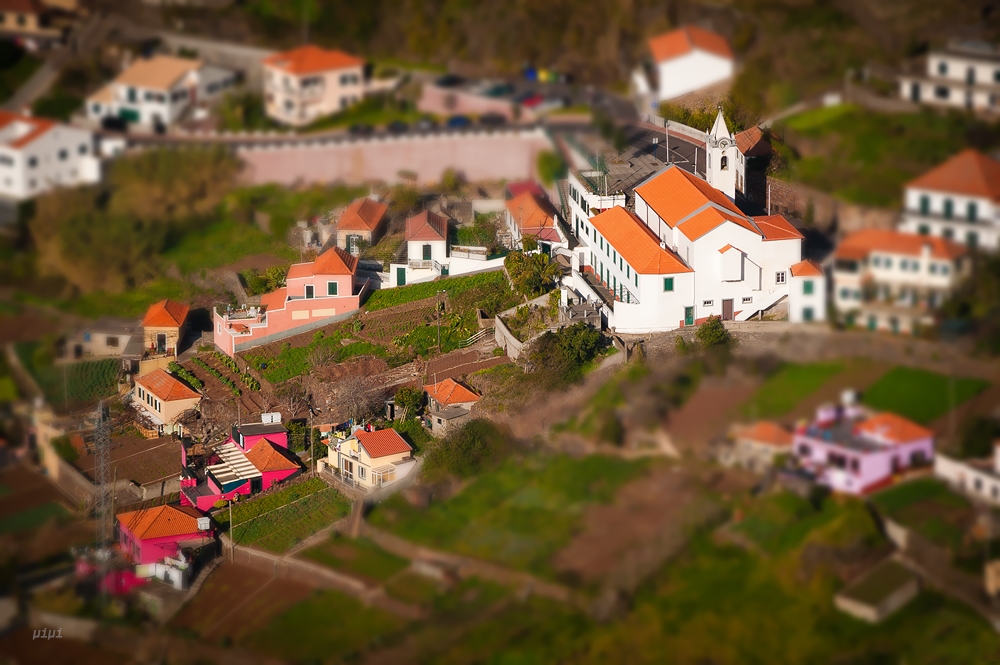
522, 235, 539, 252
394, 386, 423, 419
336, 376, 382, 423
441, 168, 463, 192
536, 150, 566, 187
274, 381, 307, 418
696, 315, 732, 348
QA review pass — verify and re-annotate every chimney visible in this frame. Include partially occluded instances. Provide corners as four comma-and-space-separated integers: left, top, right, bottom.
660, 241, 667, 250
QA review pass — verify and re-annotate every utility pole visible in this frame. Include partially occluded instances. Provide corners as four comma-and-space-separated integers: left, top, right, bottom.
436, 290, 446, 351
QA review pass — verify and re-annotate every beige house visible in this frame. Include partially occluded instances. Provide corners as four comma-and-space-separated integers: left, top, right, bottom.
63, 316, 143, 365
723, 421, 793, 472
141, 299, 190, 358
263, 45, 366, 127
424, 378, 480, 436
334, 197, 390, 254
0, 0, 61, 40
328, 428, 415, 489
134, 368, 201, 437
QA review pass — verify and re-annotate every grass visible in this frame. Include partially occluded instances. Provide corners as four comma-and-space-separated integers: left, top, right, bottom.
15, 277, 209, 320
839, 559, 916, 605
31, 88, 83, 122
870, 478, 972, 551
392, 419, 434, 452
230, 488, 351, 552
247, 588, 407, 662
0, 502, 68, 535
384, 571, 440, 605
782, 103, 858, 132
741, 362, 844, 419
303, 96, 429, 132
160, 217, 297, 275
364, 270, 513, 312
228, 183, 368, 241
368, 453, 647, 579
0, 49, 41, 101
735, 491, 862, 556
15, 344, 118, 406
301, 535, 410, 582
862, 367, 990, 425
245, 327, 401, 384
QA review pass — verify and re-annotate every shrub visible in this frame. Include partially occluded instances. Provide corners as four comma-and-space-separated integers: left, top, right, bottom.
675, 336, 689, 356
696, 316, 732, 348
51, 435, 78, 463
423, 419, 515, 481
394, 386, 423, 419
528, 322, 604, 388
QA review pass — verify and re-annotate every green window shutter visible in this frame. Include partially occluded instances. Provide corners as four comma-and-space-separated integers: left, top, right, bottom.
664, 277, 673, 292
328, 281, 338, 296
803, 280, 813, 295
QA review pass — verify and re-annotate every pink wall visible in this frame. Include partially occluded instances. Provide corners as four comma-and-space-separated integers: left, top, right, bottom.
793, 434, 934, 495
119, 525, 210, 565
418, 85, 535, 122
286, 274, 354, 299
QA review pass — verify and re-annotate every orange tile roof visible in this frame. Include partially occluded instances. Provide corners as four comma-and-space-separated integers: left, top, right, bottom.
789, 259, 824, 277
314, 245, 359, 275
137, 368, 201, 401
406, 210, 448, 242
907, 149, 1000, 202
648, 26, 734, 63
857, 413, 934, 445
260, 287, 288, 311
736, 421, 792, 448
0, 110, 55, 149
834, 229, 967, 261
735, 126, 770, 157
354, 429, 412, 459
589, 206, 692, 275
338, 197, 389, 232
505, 192, 557, 232
245, 439, 300, 473
790, 259, 823, 277
718, 244, 735, 254
425, 378, 480, 406
0, 0, 45, 14
754, 214, 804, 241
264, 45, 364, 75
142, 299, 189, 328
114, 55, 201, 91
116, 504, 206, 541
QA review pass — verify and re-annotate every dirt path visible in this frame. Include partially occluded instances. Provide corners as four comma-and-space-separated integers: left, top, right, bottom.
667, 373, 759, 450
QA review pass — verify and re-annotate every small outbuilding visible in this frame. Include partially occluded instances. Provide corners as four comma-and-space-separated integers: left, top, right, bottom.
834, 559, 920, 624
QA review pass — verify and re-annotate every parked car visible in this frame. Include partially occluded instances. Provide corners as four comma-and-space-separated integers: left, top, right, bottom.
349, 123, 374, 136
415, 117, 438, 131
386, 120, 409, 134
513, 90, 538, 104
446, 115, 472, 128
519, 93, 545, 108
479, 113, 507, 127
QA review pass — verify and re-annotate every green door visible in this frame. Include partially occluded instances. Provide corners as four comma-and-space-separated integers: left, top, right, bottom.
118, 107, 140, 123
890, 317, 900, 335
684, 307, 694, 326
541, 243, 551, 256
867, 315, 876, 331
396, 267, 406, 286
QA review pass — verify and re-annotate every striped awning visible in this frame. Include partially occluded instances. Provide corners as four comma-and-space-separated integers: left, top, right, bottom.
207, 443, 261, 487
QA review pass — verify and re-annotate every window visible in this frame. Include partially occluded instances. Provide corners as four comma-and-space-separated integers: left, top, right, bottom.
358, 466, 366, 480
873, 256, 881, 267
27, 157, 36, 168
934, 86, 950, 100
327, 281, 338, 296
78, 144, 88, 155
91, 103, 101, 115
803, 307, 814, 322
803, 280, 814, 295
938, 61, 948, 75
218, 323, 221, 334
742, 296, 752, 304
967, 232, 978, 249
943, 198, 953, 219
106, 336, 119, 348
155, 399, 161, 412
884, 258, 892, 269
702, 300, 713, 307
422, 244, 432, 261
663, 277, 674, 292
127, 87, 137, 103
58, 149, 67, 161
968, 202, 978, 221
918, 225, 930, 235
943, 227, 954, 240
775, 271, 786, 284
853, 290, 861, 300
996, 70, 1000, 84
16, 13, 25, 26
919, 195, 929, 215
305, 284, 314, 299
720, 155, 728, 171
900, 259, 909, 270
0, 155, 12, 166
929, 263, 938, 275
941, 264, 950, 275
911, 262, 920, 272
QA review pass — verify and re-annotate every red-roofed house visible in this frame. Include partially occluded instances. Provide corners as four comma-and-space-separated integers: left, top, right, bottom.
133, 368, 201, 437
141, 299, 190, 358
334, 197, 390, 254
117, 504, 212, 565
328, 428, 416, 489
505, 191, 568, 253
637, 25, 734, 102
394, 210, 450, 286
264, 45, 377, 127
793, 403, 934, 496
213, 245, 366, 358
832, 229, 969, 335
728, 421, 793, 472
898, 149, 1000, 251
424, 378, 480, 435
0, 110, 99, 200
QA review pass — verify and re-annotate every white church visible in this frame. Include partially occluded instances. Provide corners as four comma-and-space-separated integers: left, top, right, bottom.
563, 110, 825, 334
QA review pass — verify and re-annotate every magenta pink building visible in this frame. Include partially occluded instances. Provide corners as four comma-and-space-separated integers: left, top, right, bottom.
181, 422, 301, 511
116, 504, 212, 565
793, 406, 935, 495
213, 246, 367, 358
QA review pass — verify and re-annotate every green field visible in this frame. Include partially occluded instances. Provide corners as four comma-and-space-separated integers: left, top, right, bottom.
15, 277, 209, 320
870, 478, 972, 551
735, 492, 872, 556
14, 344, 118, 406
160, 217, 298, 276
368, 454, 647, 579
302, 535, 410, 582
384, 571, 440, 605
0, 502, 68, 535
741, 362, 844, 418
247, 589, 406, 662
862, 367, 990, 424
245, 327, 400, 384
364, 270, 514, 312
782, 103, 858, 132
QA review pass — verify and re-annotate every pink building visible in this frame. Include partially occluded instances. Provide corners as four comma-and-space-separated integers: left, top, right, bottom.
181, 422, 301, 511
213, 246, 368, 358
793, 406, 935, 495
117, 504, 212, 565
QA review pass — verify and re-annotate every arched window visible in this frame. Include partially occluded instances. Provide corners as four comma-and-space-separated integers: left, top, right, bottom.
721, 155, 729, 171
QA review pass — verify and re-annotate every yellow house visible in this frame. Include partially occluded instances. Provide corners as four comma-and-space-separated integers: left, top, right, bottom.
0, 0, 60, 39
141, 299, 190, 358
133, 368, 201, 437
328, 428, 415, 489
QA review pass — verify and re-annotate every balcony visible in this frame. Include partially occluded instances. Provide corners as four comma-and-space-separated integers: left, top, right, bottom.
408, 259, 443, 271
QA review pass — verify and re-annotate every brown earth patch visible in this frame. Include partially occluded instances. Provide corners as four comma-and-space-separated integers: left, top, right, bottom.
0, 463, 66, 521
551, 465, 698, 584
666, 374, 760, 451
0, 310, 64, 346
216, 253, 292, 274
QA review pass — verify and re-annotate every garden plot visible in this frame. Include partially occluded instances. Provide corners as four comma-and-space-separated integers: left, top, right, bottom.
870, 478, 975, 552
862, 366, 990, 425
357, 298, 438, 346
182, 353, 268, 418
15, 343, 119, 411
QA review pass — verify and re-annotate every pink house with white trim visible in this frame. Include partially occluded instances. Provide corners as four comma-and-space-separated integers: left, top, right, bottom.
213, 246, 368, 358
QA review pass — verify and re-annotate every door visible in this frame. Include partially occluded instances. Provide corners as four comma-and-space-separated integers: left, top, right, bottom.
541, 243, 551, 256
867, 316, 876, 331
422, 244, 432, 261
343, 458, 354, 481
118, 107, 140, 123
396, 267, 406, 286
74, 344, 82, 359
250, 477, 262, 495
156, 333, 167, 354
305, 284, 314, 299
722, 299, 734, 321
910, 83, 920, 102
684, 307, 694, 326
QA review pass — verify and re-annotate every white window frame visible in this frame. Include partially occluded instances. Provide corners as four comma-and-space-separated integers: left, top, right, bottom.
702, 300, 713, 307
775, 271, 786, 284
305, 284, 314, 299
327, 281, 338, 296
742, 296, 753, 304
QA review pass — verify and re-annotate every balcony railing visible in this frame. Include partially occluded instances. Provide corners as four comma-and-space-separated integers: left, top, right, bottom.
408, 259, 443, 271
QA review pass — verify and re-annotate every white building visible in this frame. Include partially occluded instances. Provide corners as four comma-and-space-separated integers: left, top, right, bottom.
396, 210, 449, 286
897, 149, 1000, 251
832, 229, 969, 335
936, 444, 1000, 507
788, 259, 826, 323
504, 191, 569, 254
635, 26, 734, 104
0, 111, 99, 200
87, 55, 237, 128
898, 41, 1000, 113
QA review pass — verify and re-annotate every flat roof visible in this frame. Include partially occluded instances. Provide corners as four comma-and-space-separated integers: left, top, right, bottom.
801, 421, 883, 453
207, 443, 261, 486
238, 423, 288, 437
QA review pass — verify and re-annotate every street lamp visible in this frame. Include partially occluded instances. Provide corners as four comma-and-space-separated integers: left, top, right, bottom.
436, 290, 447, 351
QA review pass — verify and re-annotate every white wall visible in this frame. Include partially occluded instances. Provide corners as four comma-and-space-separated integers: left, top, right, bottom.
788, 274, 826, 323
899, 186, 999, 250
0, 124, 99, 200
407, 239, 447, 264
655, 50, 733, 101
936, 454, 1000, 507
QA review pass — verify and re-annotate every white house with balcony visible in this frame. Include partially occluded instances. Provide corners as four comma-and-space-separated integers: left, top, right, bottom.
832, 229, 969, 335
0, 110, 99, 200
87, 55, 236, 128
898, 41, 1000, 112
897, 149, 1000, 251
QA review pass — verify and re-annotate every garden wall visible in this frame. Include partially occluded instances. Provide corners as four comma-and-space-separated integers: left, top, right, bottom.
763, 176, 896, 235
